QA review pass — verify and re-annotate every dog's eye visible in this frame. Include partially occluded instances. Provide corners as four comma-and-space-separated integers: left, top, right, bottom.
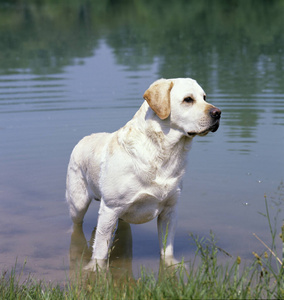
184, 97, 194, 103
203, 95, 206, 101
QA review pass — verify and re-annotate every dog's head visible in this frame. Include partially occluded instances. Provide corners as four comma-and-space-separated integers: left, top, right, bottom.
143, 78, 221, 137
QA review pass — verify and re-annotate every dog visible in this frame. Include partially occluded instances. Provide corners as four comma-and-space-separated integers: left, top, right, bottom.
66, 78, 221, 270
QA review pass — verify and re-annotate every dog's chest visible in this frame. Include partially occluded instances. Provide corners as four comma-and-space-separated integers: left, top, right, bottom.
121, 185, 179, 224
154, 171, 182, 192
135, 150, 185, 201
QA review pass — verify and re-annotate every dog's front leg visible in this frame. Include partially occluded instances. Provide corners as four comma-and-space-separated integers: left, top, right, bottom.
157, 204, 179, 266
84, 203, 118, 271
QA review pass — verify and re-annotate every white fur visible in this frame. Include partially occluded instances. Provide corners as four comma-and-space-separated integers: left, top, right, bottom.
66, 78, 221, 270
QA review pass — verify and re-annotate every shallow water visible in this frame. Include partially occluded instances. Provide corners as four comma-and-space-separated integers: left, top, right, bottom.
0, 1, 283, 282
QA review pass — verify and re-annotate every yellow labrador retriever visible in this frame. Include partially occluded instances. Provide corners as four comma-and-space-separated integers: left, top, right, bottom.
66, 78, 221, 270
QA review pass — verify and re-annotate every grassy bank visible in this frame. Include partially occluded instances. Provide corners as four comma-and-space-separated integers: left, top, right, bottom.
1, 197, 283, 299
1, 236, 283, 299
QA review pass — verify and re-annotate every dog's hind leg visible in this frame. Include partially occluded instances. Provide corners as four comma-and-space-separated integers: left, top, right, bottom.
66, 164, 93, 225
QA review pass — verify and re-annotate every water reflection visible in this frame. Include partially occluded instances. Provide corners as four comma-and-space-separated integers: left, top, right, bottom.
70, 220, 133, 281
1, 0, 283, 144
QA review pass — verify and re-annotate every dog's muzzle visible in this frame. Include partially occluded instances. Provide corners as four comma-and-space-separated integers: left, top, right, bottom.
187, 106, 221, 137
209, 107, 221, 132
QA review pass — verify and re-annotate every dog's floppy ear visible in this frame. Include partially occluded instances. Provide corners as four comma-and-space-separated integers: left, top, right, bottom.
143, 79, 173, 120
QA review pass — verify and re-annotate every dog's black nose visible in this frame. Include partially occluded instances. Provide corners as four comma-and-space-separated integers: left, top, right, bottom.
209, 107, 221, 119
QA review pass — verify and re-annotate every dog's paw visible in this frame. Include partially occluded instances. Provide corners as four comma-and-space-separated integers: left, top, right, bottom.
83, 259, 107, 272
163, 256, 180, 267
161, 255, 188, 269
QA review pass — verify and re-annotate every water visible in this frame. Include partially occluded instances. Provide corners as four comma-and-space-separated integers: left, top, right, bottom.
0, 1, 283, 282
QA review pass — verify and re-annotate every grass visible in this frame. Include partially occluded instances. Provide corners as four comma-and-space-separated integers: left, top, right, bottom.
1, 196, 283, 299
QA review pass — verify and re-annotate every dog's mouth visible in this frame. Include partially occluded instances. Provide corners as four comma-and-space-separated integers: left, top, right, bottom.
187, 121, 220, 137
208, 121, 220, 133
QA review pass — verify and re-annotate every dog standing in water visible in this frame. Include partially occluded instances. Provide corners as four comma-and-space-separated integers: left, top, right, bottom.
66, 78, 221, 270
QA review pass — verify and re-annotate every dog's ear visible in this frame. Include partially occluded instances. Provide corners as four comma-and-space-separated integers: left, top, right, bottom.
143, 79, 173, 120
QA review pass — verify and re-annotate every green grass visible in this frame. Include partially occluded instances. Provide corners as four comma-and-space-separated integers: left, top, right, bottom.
1, 196, 283, 300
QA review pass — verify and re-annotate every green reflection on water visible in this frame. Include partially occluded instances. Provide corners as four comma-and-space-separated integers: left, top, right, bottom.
0, 0, 284, 140
1, 1, 283, 76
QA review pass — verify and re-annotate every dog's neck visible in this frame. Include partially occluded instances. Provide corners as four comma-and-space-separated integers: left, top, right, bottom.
136, 101, 193, 151
115, 102, 192, 184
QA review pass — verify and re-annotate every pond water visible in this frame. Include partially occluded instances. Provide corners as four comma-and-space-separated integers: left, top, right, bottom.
0, 1, 283, 282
